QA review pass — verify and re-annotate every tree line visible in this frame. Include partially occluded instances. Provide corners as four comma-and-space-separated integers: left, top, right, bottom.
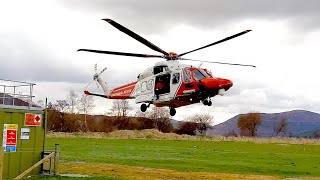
44, 90, 293, 137
46, 90, 214, 135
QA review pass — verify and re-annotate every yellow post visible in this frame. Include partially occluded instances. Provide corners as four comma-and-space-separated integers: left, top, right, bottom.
0, 147, 4, 180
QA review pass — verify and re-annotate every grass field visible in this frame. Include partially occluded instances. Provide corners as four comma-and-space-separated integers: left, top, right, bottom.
45, 134, 320, 179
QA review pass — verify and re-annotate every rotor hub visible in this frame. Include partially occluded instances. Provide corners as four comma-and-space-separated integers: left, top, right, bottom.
165, 52, 178, 60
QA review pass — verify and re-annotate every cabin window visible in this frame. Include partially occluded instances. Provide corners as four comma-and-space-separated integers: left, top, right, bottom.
154, 66, 168, 75
172, 73, 180, 84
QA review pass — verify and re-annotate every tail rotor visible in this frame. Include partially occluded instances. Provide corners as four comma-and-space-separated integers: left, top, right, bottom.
85, 63, 108, 90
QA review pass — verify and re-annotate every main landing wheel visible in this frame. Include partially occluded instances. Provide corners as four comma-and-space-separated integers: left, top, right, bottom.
140, 103, 147, 112
203, 99, 209, 106
170, 107, 176, 116
208, 100, 212, 106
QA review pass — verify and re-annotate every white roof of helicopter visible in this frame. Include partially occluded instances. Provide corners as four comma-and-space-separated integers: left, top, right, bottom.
155, 60, 191, 69
137, 60, 192, 80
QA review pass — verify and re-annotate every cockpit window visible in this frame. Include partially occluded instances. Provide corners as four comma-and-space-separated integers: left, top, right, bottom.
193, 69, 206, 81
199, 69, 211, 78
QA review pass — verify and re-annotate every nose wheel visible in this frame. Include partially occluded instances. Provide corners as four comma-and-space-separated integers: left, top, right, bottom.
170, 107, 176, 116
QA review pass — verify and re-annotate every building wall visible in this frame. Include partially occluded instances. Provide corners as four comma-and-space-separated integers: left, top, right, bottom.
0, 108, 45, 179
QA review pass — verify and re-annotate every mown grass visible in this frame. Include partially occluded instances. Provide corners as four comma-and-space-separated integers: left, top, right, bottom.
46, 136, 320, 178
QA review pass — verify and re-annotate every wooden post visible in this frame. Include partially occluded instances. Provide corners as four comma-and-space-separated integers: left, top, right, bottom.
53, 144, 60, 176
0, 147, 4, 180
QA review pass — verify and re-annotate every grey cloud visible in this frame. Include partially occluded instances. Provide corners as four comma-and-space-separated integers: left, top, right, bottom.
59, 0, 320, 34
0, 34, 88, 83
213, 88, 320, 114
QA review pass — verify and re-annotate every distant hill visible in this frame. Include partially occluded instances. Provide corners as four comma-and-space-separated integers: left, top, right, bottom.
209, 110, 320, 138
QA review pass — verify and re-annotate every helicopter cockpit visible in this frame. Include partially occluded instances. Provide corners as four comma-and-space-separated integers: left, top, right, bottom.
183, 68, 213, 82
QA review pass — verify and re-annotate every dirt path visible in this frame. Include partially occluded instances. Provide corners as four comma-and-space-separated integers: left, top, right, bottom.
60, 161, 281, 180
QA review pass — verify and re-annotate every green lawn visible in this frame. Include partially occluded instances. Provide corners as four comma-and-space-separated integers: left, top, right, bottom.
46, 137, 320, 177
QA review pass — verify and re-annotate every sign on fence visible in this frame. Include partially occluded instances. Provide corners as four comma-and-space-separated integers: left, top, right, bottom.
2, 124, 18, 152
25, 113, 42, 126
21, 128, 30, 140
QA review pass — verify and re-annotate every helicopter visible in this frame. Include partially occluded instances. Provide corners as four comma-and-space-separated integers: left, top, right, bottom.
78, 18, 255, 116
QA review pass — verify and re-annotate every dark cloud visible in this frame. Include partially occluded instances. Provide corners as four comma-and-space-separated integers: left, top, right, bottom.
59, 0, 320, 33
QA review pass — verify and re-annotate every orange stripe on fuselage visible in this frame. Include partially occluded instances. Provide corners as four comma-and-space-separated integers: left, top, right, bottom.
109, 82, 137, 99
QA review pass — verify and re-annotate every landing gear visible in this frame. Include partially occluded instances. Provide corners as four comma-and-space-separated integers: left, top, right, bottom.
140, 103, 147, 112
203, 99, 212, 106
169, 107, 176, 116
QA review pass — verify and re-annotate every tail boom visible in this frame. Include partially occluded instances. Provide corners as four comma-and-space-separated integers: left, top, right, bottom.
84, 81, 137, 99
108, 82, 137, 99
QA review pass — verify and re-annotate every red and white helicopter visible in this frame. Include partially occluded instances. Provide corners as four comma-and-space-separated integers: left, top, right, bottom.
78, 19, 255, 116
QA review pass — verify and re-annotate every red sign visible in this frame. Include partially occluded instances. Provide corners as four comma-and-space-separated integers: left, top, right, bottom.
25, 113, 42, 126
6, 130, 17, 145
2, 124, 18, 152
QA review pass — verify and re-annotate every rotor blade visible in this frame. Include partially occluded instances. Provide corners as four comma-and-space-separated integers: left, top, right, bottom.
98, 67, 107, 76
179, 58, 256, 68
78, 49, 163, 58
102, 18, 169, 56
178, 30, 252, 57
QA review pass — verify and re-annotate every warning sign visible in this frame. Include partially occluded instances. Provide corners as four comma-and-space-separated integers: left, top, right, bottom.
2, 124, 18, 152
25, 113, 42, 126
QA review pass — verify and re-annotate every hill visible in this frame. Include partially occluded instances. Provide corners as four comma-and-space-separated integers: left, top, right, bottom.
209, 110, 320, 137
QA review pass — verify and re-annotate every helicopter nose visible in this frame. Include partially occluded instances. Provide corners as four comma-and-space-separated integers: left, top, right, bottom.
220, 78, 233, 91
201, 78, 233, 90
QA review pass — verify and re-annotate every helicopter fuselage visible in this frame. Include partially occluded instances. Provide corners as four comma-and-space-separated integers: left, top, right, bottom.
105, 61, 233, 109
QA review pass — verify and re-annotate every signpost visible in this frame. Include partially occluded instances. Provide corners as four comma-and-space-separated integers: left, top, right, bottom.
2, 124, 18, 152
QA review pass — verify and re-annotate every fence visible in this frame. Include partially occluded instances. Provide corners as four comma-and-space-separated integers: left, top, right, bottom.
0, 79, 37, 109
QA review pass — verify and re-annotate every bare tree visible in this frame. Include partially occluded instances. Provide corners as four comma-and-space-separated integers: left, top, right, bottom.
186, 113, 213, 135
54, 100, 69, 113
78, 94, 95, 114
111, 99, 131, 117
50, 100, 69, 131
78, 94, 95, 131
273, 116, 288, 136
147, 107, 172, 132
66, 90, 79, 114
237, 112, 262, 137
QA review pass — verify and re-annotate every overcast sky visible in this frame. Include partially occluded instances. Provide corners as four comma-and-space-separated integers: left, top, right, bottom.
1, 0, 320, 124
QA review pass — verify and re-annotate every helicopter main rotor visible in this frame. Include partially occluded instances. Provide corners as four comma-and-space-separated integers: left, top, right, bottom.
78, 18, 255, 67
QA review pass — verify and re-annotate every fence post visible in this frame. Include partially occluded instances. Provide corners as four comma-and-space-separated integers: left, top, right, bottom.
54, 144, 60, 176
0, 147, 4, 180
